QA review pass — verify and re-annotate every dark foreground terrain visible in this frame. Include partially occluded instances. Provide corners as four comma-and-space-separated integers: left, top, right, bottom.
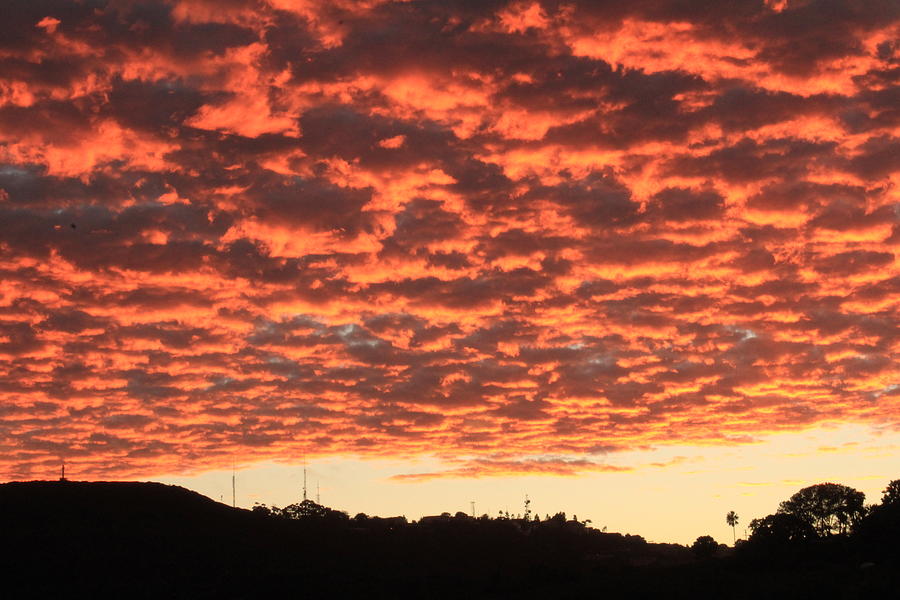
2, 480, 898, 598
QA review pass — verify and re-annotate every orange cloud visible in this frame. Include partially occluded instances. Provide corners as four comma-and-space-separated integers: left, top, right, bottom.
0, 0, 898, 481
390, 457, 633, 481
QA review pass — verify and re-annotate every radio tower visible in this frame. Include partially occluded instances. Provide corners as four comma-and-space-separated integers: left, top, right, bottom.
316, 481, 320, 504
302, 465, 308, 502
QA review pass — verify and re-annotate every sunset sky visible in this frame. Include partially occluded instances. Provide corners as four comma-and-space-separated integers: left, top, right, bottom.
2, 0, 899, 544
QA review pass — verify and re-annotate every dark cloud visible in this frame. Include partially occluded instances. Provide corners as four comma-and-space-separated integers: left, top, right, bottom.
813, 250, 894, 276
244, 172, 375, 235
666, 137, 840, 182
527, 172, 638, 229
380, 199, 465, 257
106, 78, 226, 133
645, 187, 724, 223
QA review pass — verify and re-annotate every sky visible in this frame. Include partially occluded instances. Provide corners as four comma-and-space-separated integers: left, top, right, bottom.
1, 0, 899, 544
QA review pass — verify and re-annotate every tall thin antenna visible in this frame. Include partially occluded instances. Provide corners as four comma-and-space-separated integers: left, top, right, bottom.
316, 481, 320, 504
303, 464, 308, 502
60, 460, 66, 482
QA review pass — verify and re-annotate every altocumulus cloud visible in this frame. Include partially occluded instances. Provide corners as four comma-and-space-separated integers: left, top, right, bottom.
0, 0, 898, 479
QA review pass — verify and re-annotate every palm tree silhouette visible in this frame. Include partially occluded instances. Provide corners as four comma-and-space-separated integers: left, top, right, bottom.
726, 511, 739, 543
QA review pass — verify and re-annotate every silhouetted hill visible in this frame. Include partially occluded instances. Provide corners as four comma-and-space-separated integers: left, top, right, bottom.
2, 480, 898, 599
1, 480, 248, 527
2, 481, 269, 598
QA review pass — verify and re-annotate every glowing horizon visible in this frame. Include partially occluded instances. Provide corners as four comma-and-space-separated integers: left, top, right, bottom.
1, 0, 898, 544
148, 422, 899, 545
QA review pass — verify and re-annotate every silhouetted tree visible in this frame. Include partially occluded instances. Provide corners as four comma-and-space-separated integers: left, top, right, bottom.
881, 479, 900, 506
748, 513, 815, 544
777, 483, 865, 536
281, 499, 348, 521
855, 478, 900, 556
691, 535, 719, 559
726, 510, 739, 543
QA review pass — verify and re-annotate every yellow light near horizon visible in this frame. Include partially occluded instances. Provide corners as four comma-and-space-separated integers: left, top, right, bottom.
153, 423, 900, 546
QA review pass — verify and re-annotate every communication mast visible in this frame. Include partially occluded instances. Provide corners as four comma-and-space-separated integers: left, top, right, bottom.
316, 481, 320, 504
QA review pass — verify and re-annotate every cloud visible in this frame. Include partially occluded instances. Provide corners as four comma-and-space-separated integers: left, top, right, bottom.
0, 0, 897, 480
390, 456, 633, 481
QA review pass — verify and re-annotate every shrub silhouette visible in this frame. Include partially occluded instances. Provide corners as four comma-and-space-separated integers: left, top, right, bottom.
691, 535, 719, 559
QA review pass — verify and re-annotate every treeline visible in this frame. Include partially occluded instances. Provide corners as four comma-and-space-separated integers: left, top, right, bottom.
253, 479, 900, 564
249, 498, 689, 570
252, 479, 900, 585
252, 498, 607, 533
690, 479, 900, 566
